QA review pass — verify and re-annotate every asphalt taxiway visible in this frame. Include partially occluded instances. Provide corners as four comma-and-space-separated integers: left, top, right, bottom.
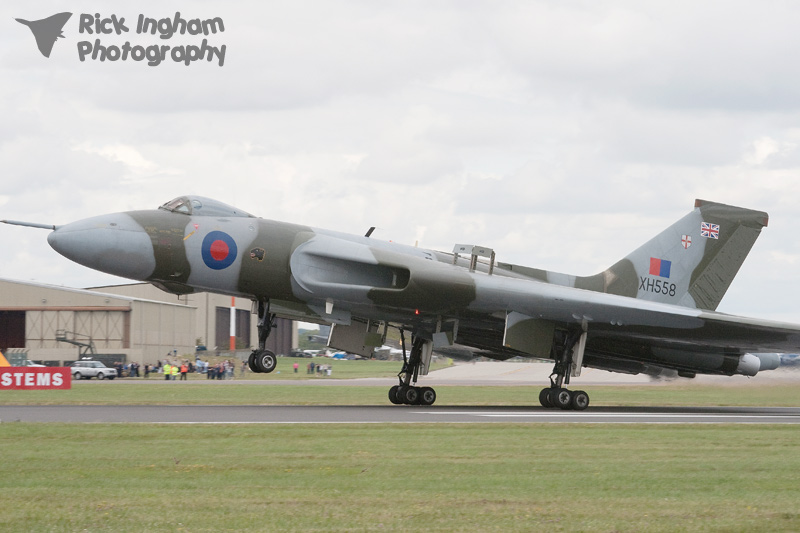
2, 405, 799, 424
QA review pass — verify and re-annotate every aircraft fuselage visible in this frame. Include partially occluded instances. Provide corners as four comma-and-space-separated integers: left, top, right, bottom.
15, 194, 796, 409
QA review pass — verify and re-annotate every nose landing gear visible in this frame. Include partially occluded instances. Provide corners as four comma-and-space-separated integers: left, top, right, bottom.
248, 299, 277, 374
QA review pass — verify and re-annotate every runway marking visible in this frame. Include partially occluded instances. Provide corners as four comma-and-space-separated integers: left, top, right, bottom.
3, 406, 798, 424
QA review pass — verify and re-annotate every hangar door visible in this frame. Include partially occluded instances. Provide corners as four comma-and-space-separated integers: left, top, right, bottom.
215, 307, 251, 350
25, 309, 130, 350
0, 311, 25, 350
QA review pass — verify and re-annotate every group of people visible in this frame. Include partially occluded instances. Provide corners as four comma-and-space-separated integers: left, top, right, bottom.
156, 358, 243, 380
160, 361, 191, 380
306, 362, 332, 376
105, 358, 250, 380
203, 359, 241, 379
111, 361, 157, 378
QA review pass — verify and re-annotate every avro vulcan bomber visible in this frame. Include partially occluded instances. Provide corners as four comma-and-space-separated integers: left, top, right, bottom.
4, 196, 795, 409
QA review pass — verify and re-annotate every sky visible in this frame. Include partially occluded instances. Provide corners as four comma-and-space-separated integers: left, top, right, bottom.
2, 1, 800, 323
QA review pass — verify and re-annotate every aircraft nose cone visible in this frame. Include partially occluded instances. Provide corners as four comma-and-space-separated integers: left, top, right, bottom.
48, 214, 156, 280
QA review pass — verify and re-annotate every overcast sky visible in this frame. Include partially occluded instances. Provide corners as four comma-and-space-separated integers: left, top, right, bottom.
2, 1, 800, 322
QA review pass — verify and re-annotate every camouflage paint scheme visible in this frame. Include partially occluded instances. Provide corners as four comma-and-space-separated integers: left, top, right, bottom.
42, 196, 800, 379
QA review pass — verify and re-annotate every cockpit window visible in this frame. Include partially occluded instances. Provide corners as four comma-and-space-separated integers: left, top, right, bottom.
159, 196, 255, 218
160, 197, 191, 214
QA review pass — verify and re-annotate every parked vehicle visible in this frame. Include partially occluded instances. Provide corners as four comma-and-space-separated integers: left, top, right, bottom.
70, 360, 116, 380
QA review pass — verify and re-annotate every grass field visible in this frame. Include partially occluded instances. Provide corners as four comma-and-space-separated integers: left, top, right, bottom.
171, 356, 451, 381
1, 423, 799, 532
2, 368, 799, 531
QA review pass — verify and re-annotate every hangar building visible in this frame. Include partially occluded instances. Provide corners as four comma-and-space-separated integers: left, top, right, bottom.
0, 278, 296, 366
90, 282, 296, 359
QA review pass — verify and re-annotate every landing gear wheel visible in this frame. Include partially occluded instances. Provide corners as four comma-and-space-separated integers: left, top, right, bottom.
419, 387, 437, 406
394, 386, 409, 405
248, 351, 260, 373
550, 388, 573, 410
389, 385, 403, 405
254, 350, 277, 373
539, 388, 554, 408
402, 386, 420, 405
571, 390, 590, 411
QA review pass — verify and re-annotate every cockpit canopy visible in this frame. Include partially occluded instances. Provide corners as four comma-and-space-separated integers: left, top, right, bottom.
159, 196, 255, 218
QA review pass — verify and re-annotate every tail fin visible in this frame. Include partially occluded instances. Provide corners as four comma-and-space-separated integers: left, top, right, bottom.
576, 199, 769, 310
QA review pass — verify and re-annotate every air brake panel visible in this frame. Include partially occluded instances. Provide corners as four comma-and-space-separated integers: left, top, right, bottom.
503, 311, 555, 358
327, 317, 384, 358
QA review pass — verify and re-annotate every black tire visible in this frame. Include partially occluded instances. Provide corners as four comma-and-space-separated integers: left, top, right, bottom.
98, 372, 105, 380
73, 372, 82, 380
395, 386, 407, 404
571, 390, 590, 411
550, 388, 573, 410
388, 385, 403, 405
403, 386, 419, 405
419, 387, 436, 406
248, 352, 260, 373
539, 388, 553, 408
256, 351, 277, 373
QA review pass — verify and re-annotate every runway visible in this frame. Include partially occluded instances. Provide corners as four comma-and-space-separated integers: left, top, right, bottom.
2, 404, 799, 424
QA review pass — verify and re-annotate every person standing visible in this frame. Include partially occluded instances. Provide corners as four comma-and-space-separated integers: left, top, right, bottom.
180, 362, 188, 380
163, 362, 171, 381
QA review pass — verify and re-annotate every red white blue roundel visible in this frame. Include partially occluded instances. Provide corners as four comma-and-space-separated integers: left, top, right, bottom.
201, 231, 238, 270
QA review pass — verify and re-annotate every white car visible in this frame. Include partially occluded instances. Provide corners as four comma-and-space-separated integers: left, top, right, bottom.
70, 360, 117, 380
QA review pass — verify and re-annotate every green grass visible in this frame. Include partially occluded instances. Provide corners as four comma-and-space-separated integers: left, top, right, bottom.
3, 371, 799, 531
161, 356, 450, 380
1, 382, 799, 406
1, 423, 799, 532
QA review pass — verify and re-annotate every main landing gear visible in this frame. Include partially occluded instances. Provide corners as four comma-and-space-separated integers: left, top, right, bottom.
248, 299, 277, 374
388, 333, 437, 406
539, 329, 590, 411
539, 385, 590, 411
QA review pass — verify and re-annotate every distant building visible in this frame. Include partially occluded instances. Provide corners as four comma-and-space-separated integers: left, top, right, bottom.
0, 278, 296, 365
92, 283, 296, 359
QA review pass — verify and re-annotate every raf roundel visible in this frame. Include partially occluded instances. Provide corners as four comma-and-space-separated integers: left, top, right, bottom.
201, 231, 238, 270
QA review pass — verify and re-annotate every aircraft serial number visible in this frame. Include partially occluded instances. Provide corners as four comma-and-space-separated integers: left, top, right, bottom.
639, 276, 676, 297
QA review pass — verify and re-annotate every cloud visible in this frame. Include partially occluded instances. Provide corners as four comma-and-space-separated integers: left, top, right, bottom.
2, 0, 800, 321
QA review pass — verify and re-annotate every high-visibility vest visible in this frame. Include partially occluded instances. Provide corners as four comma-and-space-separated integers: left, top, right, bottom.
171, 366, 179, 376
163, 364, 171, 374
180, 364, 188, 373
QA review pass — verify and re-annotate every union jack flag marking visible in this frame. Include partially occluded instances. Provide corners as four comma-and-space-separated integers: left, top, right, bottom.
701, 222, 719, 239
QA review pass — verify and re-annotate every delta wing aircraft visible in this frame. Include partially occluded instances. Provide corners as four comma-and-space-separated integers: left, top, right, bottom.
4, 197, 798, 409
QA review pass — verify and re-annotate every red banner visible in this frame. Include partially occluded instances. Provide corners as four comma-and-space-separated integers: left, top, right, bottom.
0, 368, 71, 390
